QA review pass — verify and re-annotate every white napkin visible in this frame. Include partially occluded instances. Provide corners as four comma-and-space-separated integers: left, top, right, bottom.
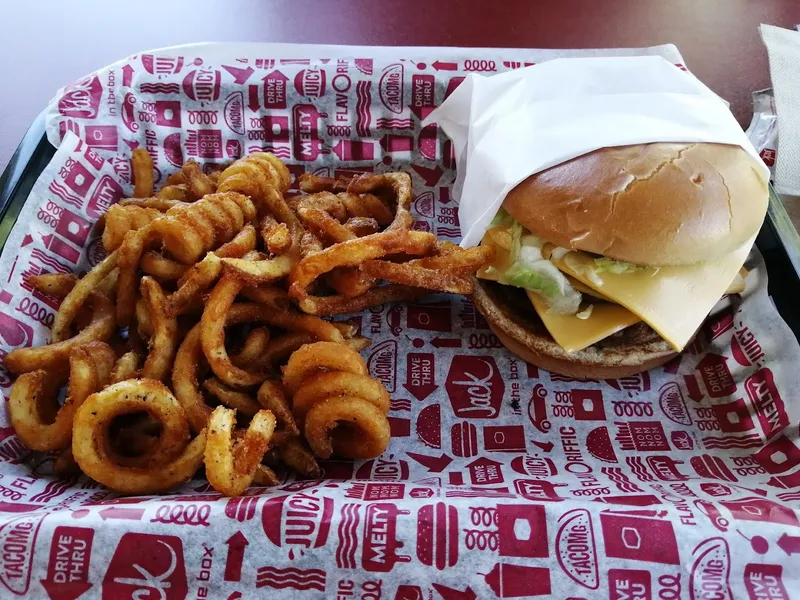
427, 56, 769, 247
761, 24, 800, 195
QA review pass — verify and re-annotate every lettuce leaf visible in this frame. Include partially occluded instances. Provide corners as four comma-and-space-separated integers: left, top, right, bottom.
501, 253, 582, 314
490, 208, 512, 227
503, 262, 561, 298
594, 257, 646, 274
488, 214, 583, 314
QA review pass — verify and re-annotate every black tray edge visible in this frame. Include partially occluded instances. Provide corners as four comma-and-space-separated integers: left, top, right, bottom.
0, 112, 55, 248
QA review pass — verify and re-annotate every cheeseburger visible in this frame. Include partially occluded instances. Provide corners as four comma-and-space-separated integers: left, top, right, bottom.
473, 142, 768, 378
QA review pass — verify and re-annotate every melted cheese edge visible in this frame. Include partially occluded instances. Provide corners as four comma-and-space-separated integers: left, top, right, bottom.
551, 237, 754, 351
477, 224, 752, 353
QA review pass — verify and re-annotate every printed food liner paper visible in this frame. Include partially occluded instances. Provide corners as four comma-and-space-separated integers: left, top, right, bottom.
426, 56, 769, 247
0, 42, 794, 599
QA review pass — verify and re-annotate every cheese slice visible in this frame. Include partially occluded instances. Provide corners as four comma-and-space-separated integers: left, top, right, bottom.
478, 231, 640, 353
565, 274, 612, 301
551, 236, 755, 351
477, 222, 752, 352
526, 290, 641, 353
726, 267, 748, 295
477, 228, 513, 281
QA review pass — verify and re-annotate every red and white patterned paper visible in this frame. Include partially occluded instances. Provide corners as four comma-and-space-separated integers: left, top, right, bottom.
0, 43, 796, 599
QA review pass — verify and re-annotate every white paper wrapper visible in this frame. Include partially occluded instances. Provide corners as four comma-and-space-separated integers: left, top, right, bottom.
0, 43, 797, 600
761, 24, 800, 195
428, 55, 770, 247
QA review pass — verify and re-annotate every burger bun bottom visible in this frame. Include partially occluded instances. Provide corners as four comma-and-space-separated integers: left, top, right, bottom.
473, 278, 680, 380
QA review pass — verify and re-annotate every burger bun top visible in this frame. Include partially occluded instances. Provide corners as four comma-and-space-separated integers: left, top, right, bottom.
502, 143, 768, 266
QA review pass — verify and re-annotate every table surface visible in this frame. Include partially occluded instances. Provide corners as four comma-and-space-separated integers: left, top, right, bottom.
1, 0, 799, 172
